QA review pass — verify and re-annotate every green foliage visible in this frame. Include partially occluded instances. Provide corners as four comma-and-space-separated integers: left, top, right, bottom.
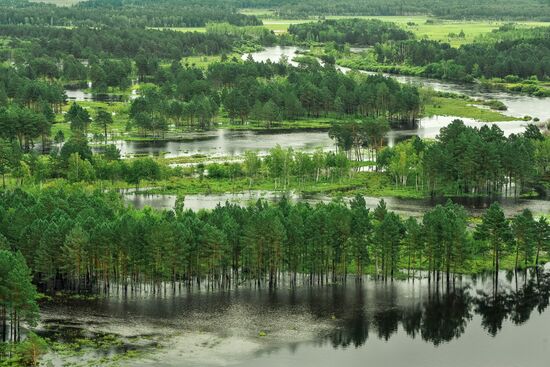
1, 185, 547, 297
67, 152, 96, 182
0, 139, 21, 187
417, 120, 542, 196
0, 0, 262, 28
65, 103, 91, 133
377, 26, 550, 81
94, 108, 114, 144
240, 0, 550, 21
475, 203, 513, 272
59, 134, 93, 162
288, 19, 413, 45
14, 332, 48, 367
0, 249, 40, 344
0, 105, 50, 151
126, 157, 161, 185
129, 61, 421, 129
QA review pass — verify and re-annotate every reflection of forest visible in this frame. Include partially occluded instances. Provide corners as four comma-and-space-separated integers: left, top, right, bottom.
324, 270, 550, 348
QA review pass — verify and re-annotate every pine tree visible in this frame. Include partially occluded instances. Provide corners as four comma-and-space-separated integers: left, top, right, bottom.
512, 209, 536, 269
475, 203, 512, 275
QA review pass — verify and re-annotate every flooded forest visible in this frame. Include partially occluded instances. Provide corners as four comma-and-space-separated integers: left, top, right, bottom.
0, 0, 549, 366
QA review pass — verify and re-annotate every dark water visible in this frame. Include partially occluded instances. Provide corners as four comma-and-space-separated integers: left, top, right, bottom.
39, 266, 550, 366
121, 190, 550, 217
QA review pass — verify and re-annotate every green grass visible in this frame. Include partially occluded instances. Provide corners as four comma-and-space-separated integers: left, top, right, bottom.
424, 96, 519, 122
6, 168, 427, 200
53, 101, 130, 140
239, 12, 550, 47
221, 117, 333, 130
126, 171, 426, 199
181, 53, 241, 68
480, 78, 550, 97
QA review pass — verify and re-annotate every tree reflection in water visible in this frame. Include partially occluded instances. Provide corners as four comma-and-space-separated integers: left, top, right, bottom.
324, 270, 550, 348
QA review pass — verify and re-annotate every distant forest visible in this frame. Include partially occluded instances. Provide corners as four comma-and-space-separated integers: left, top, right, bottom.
2, 0, 550, 25
240, 0, 550, 20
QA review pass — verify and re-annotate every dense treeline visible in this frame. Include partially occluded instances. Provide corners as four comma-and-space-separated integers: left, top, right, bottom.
0, 0, 262, 28
0, 24, 274, 93
0, 245, 38, 345
288, 19, 412, 46
0, 187, 548, 293
1, 231, 43, 365
129, 59, 421, 132
0, 66, 63, 153
3, 0, 550, 24
0, 65, 66, 110
237, 0, 550, 21
374, 120, 549, 197
375, 26, 550, 82
292, 20, 550, 83
0, 25, 242, 59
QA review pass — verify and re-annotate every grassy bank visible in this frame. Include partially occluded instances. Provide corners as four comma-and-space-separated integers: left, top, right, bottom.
480, 78, 550, 97
115, 171, 422, 199
424, 96, 518, 122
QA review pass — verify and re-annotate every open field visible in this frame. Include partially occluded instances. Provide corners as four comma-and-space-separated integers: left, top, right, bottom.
240, 10, 550, 46
22, 6, 550, 47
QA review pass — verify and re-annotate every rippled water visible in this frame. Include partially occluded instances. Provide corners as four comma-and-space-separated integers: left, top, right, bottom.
38, 267, 550, 367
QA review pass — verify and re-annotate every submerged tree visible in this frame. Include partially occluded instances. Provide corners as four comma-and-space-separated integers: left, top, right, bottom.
475, 203, 512, 276
0, 249, 39, 343
95, 108, 114, 145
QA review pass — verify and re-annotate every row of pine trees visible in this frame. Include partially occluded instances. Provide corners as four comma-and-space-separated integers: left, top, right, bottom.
0, 188, 548, 294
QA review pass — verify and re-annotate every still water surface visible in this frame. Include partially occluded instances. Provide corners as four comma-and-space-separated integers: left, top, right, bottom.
97, 115, 533, 158
39, 267, 550, 366
121, 190, 550, 217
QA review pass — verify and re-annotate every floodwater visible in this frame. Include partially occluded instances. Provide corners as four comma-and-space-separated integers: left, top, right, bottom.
38, 266, 550, 367
95, 116, 534, 158
65, 83, 138, 102
121, 190, 550, 217
92, 47, 547, 159
65, 89, 128, 102
244, 46, 550, 121
93, 129, 333, 158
